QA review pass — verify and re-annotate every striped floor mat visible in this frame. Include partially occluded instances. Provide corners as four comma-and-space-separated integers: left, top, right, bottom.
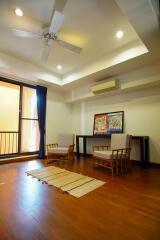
26, 166, 105, 198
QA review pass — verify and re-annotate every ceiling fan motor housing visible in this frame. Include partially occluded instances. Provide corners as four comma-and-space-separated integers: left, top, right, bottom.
43, 32, 57, 40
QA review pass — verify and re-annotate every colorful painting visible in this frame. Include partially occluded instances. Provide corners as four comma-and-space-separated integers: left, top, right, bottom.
94, 114, 108, 134
93, 111, 124, 135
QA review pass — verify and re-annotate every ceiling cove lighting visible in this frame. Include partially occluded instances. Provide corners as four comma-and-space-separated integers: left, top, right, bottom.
57, 65, 62, 70
116, 30, 124, 39
15, 8, 23, 17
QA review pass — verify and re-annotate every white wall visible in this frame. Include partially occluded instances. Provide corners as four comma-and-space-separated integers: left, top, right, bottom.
45, 84, 160, 163
71, 86, 160, 163
46, 88, 72, 144
0, 52, 61, 85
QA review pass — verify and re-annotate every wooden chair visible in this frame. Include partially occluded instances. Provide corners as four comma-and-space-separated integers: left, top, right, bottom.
46, 134, 75, 165
93, 134, 132, 176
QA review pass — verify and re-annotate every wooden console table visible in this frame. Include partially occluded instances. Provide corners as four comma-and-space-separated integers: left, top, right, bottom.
76, 135, 149, 169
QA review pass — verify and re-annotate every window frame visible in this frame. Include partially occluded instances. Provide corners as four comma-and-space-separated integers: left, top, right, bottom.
0, 77, 39, 156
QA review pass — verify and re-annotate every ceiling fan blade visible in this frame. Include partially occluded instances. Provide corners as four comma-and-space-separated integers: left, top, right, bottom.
57, 40, 82, 54
42, 43, 51, 61
49, 10, 64, 34
54, 0, 67, 12
12, 29, 41, 39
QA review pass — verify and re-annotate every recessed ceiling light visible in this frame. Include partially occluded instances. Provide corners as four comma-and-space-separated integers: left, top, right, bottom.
15, 8, 23, 17
116, 30, 124, 39
57, 65, 62, 70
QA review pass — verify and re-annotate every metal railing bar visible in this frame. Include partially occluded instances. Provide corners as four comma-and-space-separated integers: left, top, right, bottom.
0, 131, 19, 133
4, 133, 6, 155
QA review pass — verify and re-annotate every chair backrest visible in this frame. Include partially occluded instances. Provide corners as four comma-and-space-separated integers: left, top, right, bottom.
111, 134, 131, 150
58, 134, 74, 147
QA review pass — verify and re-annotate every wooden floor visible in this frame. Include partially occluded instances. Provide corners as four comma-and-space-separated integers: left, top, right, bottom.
0, 158, 160, 240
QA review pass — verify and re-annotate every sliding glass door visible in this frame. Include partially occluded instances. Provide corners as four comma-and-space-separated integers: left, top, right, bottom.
21, 87, 39, 152
0, 79, 40, 157
0, 81, 20, 155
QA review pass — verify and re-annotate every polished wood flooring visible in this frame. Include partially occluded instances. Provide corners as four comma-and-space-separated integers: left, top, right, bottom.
0, 158, 160, 240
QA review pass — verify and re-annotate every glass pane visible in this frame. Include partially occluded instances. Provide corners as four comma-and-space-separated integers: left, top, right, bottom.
21, 120, 40, 152
22, 87, 38, 119
0, 81, 20, 131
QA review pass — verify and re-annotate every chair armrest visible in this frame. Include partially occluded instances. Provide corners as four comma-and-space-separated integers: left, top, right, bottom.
92, 145, 110, 151
111, 148, 131, 159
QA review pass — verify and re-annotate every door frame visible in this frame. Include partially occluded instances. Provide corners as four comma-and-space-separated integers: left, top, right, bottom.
0, 77, 39, 157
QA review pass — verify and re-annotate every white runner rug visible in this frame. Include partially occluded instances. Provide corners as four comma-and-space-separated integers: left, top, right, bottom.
26, 166, 105, 198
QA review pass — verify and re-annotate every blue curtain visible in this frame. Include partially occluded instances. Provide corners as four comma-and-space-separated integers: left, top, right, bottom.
36, 85, 47, 159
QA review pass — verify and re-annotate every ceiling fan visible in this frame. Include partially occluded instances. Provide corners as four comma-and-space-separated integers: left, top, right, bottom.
12, 10, 82, 60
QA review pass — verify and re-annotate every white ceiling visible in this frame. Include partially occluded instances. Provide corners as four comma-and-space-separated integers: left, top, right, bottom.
0, 0, 143, 74
0, 0, 159, 92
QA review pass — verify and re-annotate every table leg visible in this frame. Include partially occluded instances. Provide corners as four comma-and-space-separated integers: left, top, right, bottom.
83, 137, 86, 156
76, 136, 80, 159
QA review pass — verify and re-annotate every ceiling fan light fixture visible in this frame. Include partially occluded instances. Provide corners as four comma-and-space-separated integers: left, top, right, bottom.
15, 8, 23, 17
116, 30, 124, 39
57, 65, 62, 70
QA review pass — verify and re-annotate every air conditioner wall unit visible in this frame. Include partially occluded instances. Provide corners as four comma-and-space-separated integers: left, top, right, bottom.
91, 79, 118, 94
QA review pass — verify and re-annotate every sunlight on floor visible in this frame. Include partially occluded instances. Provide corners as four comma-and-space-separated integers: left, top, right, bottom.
26, 160, 41, 171
20, 161, 46, 210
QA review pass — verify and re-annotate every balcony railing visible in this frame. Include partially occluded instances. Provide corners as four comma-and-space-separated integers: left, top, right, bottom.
0, 131, 19, 157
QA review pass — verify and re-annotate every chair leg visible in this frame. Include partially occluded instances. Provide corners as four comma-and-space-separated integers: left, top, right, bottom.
71, 152, 75, 164
116, 160, 119, 175
125, 159, 127, 173
121, 159, 123, 175
46, 154, 49, 165
129, 158, 131, 171
111, 160, 116, 177
67, 152, 74, 164
111, 167, 114, 177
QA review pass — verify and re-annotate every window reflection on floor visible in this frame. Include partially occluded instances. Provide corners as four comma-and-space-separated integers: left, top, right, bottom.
21, 161, 45, 211
26, 160, 40, 170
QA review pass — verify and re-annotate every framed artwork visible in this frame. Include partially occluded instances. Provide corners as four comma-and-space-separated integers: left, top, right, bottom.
93, 111, 124, 135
